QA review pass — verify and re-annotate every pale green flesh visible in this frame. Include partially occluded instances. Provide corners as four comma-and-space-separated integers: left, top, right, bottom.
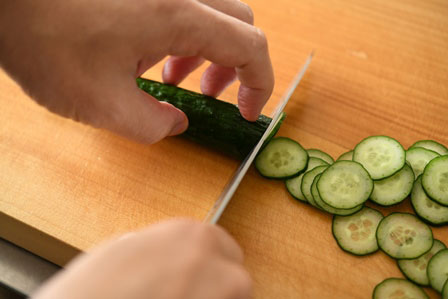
411, 176, 448, 225
318, 161, 373, 209
370, 163, 414, 206
406, 147, 440, 178
307, 149, 334, 164
255, 137, 308, 178
398, 240, 446, 286
377, 213, 433, 259
332, 207, 382, 254
312, 175, 362, 215
422, 155, 448, 206
301, 166, 328, 207
427, 249, 448, 292
443, 280, 448, 299
337, 150, 353, 161
373, 278, 428, 299
410, 140, 448, 156
285, 157, 329, 202
353, 136, 405, 180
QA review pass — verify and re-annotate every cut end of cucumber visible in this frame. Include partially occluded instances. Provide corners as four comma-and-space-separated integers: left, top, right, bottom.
372, 278, 428, 299
376, 213, 433, 259
353, 136, 405, 180
422, 155, 448, 206
255, 137, 308, 179
427, 249, 448, 293
410, 140, 448, 156
406, 147, 440, 178
317, 161, 373, 209
332, 207, 383, 255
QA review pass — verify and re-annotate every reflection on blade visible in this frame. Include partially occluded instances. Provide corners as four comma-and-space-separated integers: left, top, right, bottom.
203, 52, 314, 224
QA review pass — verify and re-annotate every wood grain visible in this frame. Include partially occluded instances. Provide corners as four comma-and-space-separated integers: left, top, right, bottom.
1, 0, 447, 297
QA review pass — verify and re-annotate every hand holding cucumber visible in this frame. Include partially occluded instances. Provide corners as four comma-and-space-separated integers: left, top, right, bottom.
0, 0, 274, 143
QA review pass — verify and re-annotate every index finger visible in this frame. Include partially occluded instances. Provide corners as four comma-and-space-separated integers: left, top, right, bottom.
169, 1, 274, 121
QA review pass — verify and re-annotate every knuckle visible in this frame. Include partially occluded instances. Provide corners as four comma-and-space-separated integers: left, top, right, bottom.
230, 267, 253, 296
251, 27, 268, 52
239, 2, 254, 24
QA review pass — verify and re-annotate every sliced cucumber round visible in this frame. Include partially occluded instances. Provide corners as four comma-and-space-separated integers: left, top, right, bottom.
376, 213, 433, 259
406, 147, 440, 178
397, 239, 446, 286
353, 136, 405, 180
301, 165, 328, 208
312, 174, 363, 216
427, 249, 448, 293
337, 150, 353, 161
422, 155, 448, 206
332, 207, 383, 255
370, 163, 414, 206
285, 157, 329, 203
410, 140, 448, 156
372, 278, 428, 299
411, 176, 448, 226
443, 280, 448, 299
317, 161, 373, 209
255, 137, 308, 179
307, 149, 334, 164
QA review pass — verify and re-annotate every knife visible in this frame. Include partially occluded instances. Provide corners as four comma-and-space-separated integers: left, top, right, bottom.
203, 52, 314, 224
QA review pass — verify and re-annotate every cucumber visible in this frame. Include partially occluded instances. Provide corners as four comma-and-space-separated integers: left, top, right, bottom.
255, 137, 308, 179
337, 150, 353, 161
370, 163, 414, 206
376, 213, 433, 259
307, 149, 334, 164
422, 155, 448, 206
410, 140, 448, 156
353, 136, 405, 180
397, 239, 446, 286
317, 161, 373, 209
443, 280, 448, 299
411, 176, 448, 226
406, 147, 440, 178
137, 78, 284, 159
427, 249, 448, 292
301, 165, 328, 208
372, 278, 428, 299
332, 207, 383, 255
285, 157, 328, 202
312, 174, 363, 215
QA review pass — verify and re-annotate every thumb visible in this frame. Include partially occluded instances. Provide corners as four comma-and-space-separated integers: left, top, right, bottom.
88, 80, 188, 144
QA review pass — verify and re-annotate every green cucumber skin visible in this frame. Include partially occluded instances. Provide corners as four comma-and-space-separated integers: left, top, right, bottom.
137, 78, 282, 159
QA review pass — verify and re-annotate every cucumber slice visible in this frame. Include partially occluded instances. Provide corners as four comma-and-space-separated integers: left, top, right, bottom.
255, 137, 308, 179
397, 239, 446, 286
427, 249, 448, 293
317, 161, 373, 209
301, 165, 328, 208
337, 150, 353, 161
411, 176, 448, 226
332, 207, 383, 255
406, 147, 440, 178
410, 140, 448, 156
307, 149, 334, 164
443, 280, 448, 299
372, 278, 428, 299
312, 174, 363, 215
376, 213, 433, 259
353, 136, 405, 180
370, 163, 414, 206
422, 155, 448, 206
285, 157, 329, 202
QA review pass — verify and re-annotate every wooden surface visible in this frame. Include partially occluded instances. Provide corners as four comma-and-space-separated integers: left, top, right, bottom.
1, 0, 448, 297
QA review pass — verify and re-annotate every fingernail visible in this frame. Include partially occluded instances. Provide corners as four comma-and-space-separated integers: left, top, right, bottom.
169, 112, 189, 136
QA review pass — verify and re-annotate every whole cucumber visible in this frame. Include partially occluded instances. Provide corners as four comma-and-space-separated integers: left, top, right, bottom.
137, 78, 284, 159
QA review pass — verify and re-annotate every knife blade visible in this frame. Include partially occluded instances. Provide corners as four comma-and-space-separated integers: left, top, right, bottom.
203, 52, 314, 224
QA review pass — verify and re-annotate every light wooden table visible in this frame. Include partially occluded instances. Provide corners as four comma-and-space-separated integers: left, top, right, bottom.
1, 0, 447, 297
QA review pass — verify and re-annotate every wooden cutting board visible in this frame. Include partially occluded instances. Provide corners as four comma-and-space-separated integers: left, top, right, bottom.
1, 0, 447, 297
